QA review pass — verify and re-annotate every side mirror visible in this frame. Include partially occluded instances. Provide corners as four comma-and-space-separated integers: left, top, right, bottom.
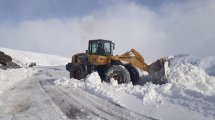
86, 50, 89, 53
112, 43, 115, 50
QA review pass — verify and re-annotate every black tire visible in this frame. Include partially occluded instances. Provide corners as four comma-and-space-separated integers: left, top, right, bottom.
105, 65, 131, 84
124, 64, 139, 85
111, 60, 122, 65
70, 64, 86, 80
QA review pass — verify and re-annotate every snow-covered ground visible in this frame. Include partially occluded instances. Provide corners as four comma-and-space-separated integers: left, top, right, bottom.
0, 48, 70, 67
0, 48, 214, 120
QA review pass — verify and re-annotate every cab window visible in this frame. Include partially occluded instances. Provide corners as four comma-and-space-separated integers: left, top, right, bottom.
104, 42, 111, 55
91, 42, 97, 54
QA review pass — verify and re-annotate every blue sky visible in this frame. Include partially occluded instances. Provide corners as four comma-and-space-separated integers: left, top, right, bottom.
0, 0, 185, 23
0, 0, 215, 61
0, 0, 103, 23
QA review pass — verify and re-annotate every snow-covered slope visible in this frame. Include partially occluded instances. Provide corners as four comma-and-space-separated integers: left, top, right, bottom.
0, 48, 214, 120
0, 47, 70, 67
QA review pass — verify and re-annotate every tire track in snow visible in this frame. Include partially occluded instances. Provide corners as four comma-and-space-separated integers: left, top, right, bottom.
27, 70, 69, 120
40, 78, 155, 120
40, 82, 105, 120
33, 66, 157, 120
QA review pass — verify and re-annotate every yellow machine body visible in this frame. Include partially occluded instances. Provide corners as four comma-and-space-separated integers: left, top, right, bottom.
67, 39, 167, 84
73, 49, 150, 72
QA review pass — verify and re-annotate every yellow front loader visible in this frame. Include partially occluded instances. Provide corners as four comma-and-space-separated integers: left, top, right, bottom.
66, 39, 167, 85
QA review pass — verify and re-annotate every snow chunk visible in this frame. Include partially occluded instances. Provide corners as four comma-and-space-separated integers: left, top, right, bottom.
158, 83, 172, 94
54, 77, 84, 88
140, 83, 163, 104
113, 83, 163, 104
85, 72, 101, 85
110, 78, 118, 87
142, 86, 157, 103
54, 77, 72, 87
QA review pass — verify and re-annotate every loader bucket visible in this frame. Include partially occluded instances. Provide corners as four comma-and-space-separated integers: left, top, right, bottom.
148, 58, 168, 84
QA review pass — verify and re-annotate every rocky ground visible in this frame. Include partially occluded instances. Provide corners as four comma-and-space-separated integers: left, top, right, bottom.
0, 51, 20, 70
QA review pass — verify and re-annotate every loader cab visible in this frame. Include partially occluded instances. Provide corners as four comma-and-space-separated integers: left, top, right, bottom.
88, 39, 114, 56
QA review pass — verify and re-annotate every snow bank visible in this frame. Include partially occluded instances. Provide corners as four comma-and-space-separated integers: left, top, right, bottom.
167, 54, 215, 76
54, 72, 164, 105
0, 68, 37, 94
162, 55, 215, 118
54, 72, 120, 104
166, 55, 215, 96
0, 48, 70, 67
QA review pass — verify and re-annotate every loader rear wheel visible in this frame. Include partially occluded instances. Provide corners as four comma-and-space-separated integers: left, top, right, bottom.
70, 64, 85, 80
105, 65, 131, 84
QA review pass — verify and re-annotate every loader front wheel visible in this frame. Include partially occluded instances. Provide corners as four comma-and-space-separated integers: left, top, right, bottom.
105, 65, 131, 84
124, 64, 139, 85
70, 64, 85, 80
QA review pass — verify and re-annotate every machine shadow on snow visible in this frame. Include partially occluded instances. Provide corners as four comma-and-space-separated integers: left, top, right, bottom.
39, 79, 56, 86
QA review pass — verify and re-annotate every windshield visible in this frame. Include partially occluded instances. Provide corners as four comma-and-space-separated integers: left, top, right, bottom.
89, 41, 112, 56
104, 42, 111, 55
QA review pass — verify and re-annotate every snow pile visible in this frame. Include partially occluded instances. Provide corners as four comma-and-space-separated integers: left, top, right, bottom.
162, 55, 215, 118
53, 77, 81, 88
167, 54, 215, 76
142, 84, 163, 103
166, 55, 215, 96
55, 72, 164, 105
0, 48, 70, 67
157, 83, 172, 94
54, 72, 120, 104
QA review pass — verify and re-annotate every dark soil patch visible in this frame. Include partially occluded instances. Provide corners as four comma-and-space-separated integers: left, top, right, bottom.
0, 51, 21, 70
